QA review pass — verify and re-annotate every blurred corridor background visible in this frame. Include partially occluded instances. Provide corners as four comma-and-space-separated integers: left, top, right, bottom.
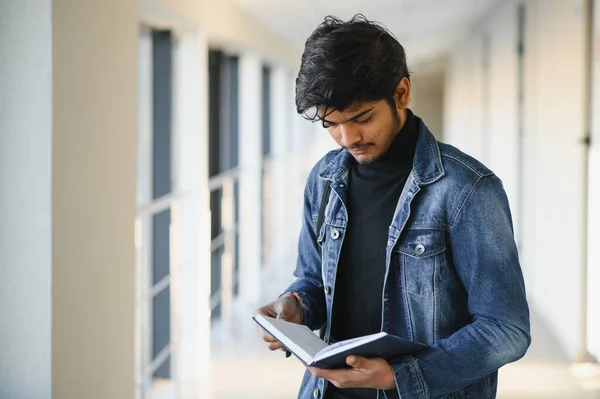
2, 0, 600, 398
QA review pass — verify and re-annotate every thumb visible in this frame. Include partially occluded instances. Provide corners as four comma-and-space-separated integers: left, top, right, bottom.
346, 355, 367, 369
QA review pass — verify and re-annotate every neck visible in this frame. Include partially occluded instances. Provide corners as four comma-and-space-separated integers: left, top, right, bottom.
359, 109, 417, 170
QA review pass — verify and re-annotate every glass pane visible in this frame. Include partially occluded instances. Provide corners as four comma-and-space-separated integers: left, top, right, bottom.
211, 248, 223, 320
152, 208, 170, 285
262, 65, 271, 156
228, 56, 239, 169
210, 189, 222, 240
208, 50, 222, 178
152, 30, 172, 199
153, 355, 171, 379
152, 286, 171, 359
234, 181, 240, 295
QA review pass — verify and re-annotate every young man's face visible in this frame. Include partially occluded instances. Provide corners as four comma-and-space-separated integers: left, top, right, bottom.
319, 78, 410, 164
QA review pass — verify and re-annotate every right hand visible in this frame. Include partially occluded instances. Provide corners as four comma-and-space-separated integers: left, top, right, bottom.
254, 294, 304, 351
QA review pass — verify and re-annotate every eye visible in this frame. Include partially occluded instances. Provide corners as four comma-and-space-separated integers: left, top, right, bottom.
323, 122, 337, 129
356, 117, 372, 125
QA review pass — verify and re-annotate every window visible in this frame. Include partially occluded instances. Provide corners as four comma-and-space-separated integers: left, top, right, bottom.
208, 50, 241, 320
261, 65, 273, 267
136, 27, 176, 398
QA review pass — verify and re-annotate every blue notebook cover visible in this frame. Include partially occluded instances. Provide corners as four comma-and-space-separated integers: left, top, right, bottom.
310, 334, 427, 369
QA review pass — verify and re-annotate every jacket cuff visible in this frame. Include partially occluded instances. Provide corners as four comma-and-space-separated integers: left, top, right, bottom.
279, 290, 310, 327
383, 356, 429, 399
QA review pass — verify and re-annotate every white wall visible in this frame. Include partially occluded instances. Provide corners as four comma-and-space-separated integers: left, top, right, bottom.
587, 0, 600, 361
0, 1, 53, 398
51, 1, 138, 398
444, 34, 486, 161
444, 0, 589, 360
238, 53, 264, 307
141, 0, 300, 68
523, 0, 588, 360
411, 73, 445, 139
171, 29, 212, 396
486, 2, 520, 240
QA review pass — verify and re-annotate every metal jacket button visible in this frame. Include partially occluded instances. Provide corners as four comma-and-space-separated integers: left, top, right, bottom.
415, 243, 426, 255
324, 286, 330, 295
313, 388, 320, 398
331, 229, 340, 239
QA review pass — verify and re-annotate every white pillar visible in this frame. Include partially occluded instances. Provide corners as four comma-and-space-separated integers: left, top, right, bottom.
238, 53, 263, 307
586, 0, 600, 361
172, 29, 212, 395
0, 1, 52, 398
52, 1, 137, 398
269, 66, 291, 270
284, 74, 305, 261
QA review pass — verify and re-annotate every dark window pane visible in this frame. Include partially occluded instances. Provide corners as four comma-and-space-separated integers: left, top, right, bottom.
262, 65, 271, 156
153, 355, 171, 379
210, 189, 222, 240
208, 50, 222, 178
152, 209, 170, 285
152, 30, 173, 199
152, 286, 171, 359
233, 181, 240, 295
211, 302, 222, 322
228, 56, 239, 169
208, 51, 238, 176
211, 248, 222, 320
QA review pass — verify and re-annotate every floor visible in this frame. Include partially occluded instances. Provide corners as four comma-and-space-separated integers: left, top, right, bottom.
206, 265, 600, 399
152, 262, 600, 399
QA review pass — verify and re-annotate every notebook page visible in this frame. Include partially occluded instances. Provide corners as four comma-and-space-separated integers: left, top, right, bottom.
255, 315, 327, 359
314, 332, 386, 361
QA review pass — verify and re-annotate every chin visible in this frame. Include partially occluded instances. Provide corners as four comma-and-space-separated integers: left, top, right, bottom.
349, 146, 382, 164
353, 153, 379, 165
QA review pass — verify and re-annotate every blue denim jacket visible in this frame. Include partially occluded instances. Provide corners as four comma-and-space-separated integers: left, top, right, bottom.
283, 116, 531, 399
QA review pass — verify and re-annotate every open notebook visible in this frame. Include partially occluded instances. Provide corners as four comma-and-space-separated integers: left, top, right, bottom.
253, 314, 427, 369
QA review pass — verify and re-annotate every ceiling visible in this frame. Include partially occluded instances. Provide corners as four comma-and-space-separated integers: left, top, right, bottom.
228, 0, 501, 70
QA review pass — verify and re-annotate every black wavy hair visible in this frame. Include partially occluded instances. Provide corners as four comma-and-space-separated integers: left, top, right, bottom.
295, 14, 410, 123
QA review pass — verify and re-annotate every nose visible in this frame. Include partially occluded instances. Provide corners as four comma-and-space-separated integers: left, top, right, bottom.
338, 124, 362, 148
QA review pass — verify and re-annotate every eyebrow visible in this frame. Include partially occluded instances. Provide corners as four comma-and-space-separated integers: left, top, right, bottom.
322, 106, 376, 125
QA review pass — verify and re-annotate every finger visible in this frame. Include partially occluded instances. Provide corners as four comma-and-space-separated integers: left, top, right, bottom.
346, 355, 367, 369
308, 367, 339, 380
260, 333, 278, 343
310, 369, 351, 389
255, 306, 277, 318
267, 341, 283, 351
255, 326, 278, 343
307, 367, 323, 378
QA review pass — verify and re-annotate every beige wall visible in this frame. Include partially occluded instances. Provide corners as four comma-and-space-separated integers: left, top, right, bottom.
52, 0, 138, 398
444, 0, 589, 360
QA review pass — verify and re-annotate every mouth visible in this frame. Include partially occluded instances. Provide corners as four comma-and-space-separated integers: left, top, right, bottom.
350, 144, 371, 155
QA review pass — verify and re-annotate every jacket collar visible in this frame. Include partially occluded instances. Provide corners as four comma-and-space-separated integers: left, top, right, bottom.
318, 115, 445, 185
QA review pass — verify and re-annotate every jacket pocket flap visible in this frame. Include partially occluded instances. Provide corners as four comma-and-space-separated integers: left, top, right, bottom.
395, 229, 446, 258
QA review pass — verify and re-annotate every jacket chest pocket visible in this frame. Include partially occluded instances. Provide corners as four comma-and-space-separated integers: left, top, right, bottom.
394, 228, 446, 295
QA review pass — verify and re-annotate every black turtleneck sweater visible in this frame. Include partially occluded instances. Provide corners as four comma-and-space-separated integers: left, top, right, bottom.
326, 110, 418, 399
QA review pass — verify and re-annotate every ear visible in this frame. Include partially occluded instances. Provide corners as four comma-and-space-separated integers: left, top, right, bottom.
394, 77, 411, 110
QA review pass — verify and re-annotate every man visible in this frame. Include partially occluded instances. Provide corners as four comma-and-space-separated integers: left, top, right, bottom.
255, 14, 530, 399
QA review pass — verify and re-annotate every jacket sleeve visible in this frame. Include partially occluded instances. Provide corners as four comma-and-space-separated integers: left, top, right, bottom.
386, 174, 531, 399
281, 178, 327, 332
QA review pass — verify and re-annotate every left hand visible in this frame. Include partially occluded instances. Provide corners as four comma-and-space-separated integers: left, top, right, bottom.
307, 356, 396, 390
